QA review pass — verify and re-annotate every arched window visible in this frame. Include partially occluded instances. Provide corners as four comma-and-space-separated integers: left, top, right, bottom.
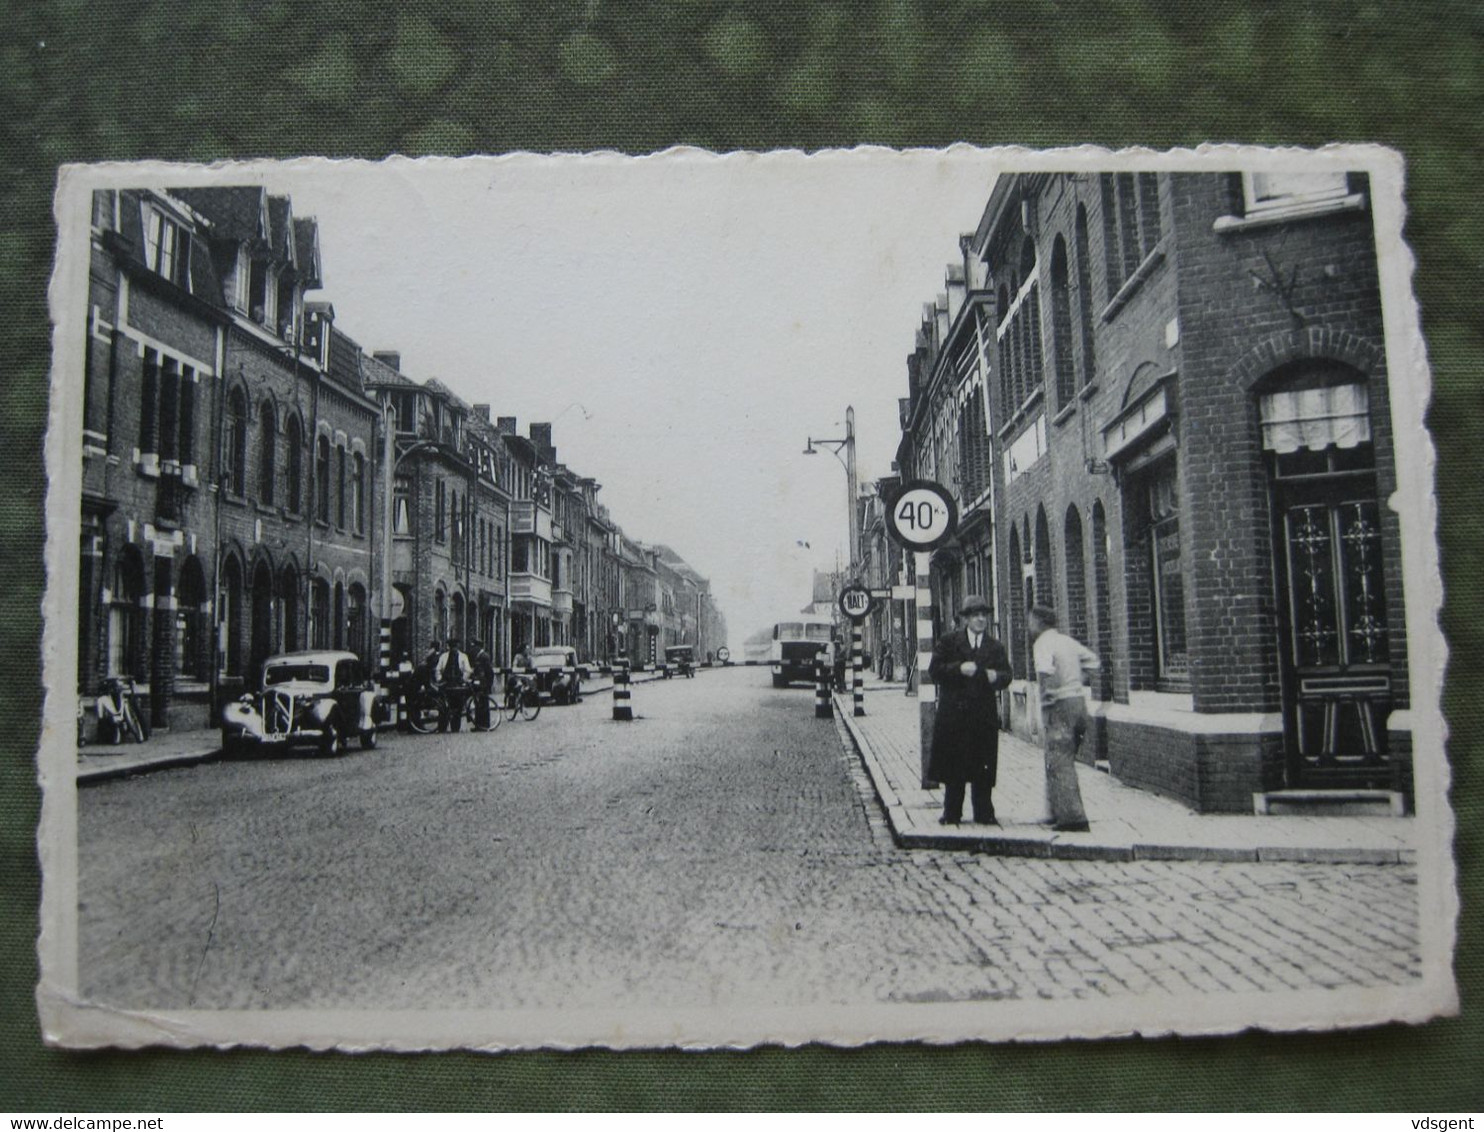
284, 414, 303, 514
451, 591, 466, 645
1049, 236, 1075, 411
1074, 205, 1096, 388
316, 434, 331, 522
219, 555, 243, 679
347, 583, 367, 659
311, 577, 331, 650
1064, 505, 1087, 646
1034, 506, 1054, 610
333, 582, 345, 650
351, 452, 365, 533
434, 588, 448, 644
108, 547, 145, 679
279, 565, 300, 652
224, 387, 247, 496
258, 402, 276, 505
176, 556, 207, 680
1091, 502, 1112, 700
1007, 525, 1027, 679
336, 446, 347, 529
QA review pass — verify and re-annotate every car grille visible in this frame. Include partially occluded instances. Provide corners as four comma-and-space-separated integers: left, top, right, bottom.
266, 690, 295, 734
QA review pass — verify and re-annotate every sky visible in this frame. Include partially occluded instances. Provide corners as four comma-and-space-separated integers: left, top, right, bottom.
270, 149, 1001, 649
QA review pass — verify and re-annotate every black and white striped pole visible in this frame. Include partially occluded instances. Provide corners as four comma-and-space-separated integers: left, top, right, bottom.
851, 622, 865, 717
814, 654, 832, 718
881, 481, 958, 791
612, 661, 633, 722
838, 581, 874, 719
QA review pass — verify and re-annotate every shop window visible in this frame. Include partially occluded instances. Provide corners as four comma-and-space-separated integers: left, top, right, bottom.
1146, 460, 1188, 684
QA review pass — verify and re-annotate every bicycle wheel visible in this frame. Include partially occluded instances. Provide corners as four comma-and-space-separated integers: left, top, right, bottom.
519, 692, 541, 722
407, 693, 443, 734
470, 693, 502, 732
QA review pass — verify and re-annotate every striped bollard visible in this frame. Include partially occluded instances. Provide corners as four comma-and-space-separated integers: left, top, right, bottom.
851, 622, 865, 717
612, 664, 633, 721
814, 656, 832, 718
378, 617, 392, 678
915, 551, 938, 788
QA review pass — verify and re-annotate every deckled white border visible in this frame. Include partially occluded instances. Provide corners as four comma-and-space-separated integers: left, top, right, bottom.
37, 144, 1458, 1050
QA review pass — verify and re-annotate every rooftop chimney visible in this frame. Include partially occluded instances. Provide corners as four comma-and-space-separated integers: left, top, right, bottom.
471, 403, 491, 423
496, 416, 517, 436
529, 422, 555, 465
372, 350, 400, 371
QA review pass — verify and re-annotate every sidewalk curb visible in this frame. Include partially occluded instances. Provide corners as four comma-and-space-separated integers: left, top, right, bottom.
831, 693, 1416, 865
78, 745, 224, 785
76, 667, 706, 785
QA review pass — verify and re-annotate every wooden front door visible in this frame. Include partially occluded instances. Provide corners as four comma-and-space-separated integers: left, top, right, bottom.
1273, 471, 1392, 788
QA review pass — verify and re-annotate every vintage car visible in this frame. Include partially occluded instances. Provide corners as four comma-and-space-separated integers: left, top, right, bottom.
222, 650, 383, 756
528, 646, 584, 705
664, 645, 696, 678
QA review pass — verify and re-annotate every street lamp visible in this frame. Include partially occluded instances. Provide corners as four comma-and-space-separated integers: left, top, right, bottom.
803, 404, 859, 578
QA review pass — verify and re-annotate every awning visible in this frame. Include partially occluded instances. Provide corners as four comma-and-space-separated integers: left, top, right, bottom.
1259, 383, 1370, 453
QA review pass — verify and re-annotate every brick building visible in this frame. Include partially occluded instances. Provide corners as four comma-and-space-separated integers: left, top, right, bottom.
930, 168, 1410, 812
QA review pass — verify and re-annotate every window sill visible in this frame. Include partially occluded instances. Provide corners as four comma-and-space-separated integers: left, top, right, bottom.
255, 502, 278, 516
1213, 193, 1366, 233
1079, 381, 1100, 403
1099, 244, 1166, 324
223, 492, 247, 507
1052, 402, 1077, 428
997, 386, 1045, 441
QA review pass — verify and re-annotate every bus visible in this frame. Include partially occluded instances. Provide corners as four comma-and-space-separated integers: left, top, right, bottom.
769, 617, 835, 687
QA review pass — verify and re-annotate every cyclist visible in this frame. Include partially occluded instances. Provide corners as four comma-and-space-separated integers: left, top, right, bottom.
469, 639, 496, 730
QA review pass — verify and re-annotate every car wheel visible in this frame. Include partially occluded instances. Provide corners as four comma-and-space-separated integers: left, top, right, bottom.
772, 674, 787, 688
360, 727, 378, 750
220, 728, 243, 757
319, 715, 343, 757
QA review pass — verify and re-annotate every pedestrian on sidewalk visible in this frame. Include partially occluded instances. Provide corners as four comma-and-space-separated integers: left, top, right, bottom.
1028, 604, 1100, 833
927, 595, 1012, 826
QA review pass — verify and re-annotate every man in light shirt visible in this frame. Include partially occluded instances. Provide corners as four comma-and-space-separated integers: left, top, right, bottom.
1029, 604, 1100, 833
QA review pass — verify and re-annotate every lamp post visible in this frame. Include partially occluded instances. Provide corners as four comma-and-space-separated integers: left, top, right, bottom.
803, 405, 859, 578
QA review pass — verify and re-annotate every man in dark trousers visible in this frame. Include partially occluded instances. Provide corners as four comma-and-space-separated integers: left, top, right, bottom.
927, 595, 1013, 826
434, 636, 473, 733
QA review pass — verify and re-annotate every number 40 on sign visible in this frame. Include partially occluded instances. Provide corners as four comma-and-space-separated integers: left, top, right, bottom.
886, 480, 958, 552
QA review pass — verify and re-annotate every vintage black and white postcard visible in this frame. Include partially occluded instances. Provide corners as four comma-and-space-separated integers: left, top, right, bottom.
37, 145, 1457, 1049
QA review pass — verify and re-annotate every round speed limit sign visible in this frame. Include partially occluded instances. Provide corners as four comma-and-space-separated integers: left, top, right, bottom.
886, 479, 959, 551
716, 646, 730, 663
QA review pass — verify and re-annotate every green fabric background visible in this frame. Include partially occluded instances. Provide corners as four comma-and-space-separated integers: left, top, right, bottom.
1, 0, 1479, 1112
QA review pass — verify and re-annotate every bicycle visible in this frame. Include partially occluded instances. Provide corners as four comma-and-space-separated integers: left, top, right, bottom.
502, 674, 541, 722
405, 682, 446, 734
96, 676, 150, 744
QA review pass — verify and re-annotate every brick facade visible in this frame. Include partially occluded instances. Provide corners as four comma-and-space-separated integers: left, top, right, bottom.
899, 170, 1412, 813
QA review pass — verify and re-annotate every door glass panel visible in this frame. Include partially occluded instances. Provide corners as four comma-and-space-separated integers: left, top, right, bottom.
1286, 504, 1339, 668
1338, 499, 1388, 665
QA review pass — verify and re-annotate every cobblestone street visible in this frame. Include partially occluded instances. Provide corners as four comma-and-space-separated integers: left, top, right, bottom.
77, 668, 1422, 1014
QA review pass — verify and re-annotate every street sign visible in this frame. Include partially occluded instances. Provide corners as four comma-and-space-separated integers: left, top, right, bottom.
885, 479, 958, 552
838, 582, 875, 622
716, 646, 731, 662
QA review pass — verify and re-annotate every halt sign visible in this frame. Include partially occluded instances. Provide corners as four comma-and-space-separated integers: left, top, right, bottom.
838, 582, 875, 622
886, 479, 958, 552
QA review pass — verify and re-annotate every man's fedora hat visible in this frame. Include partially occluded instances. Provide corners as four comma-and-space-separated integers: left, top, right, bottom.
959, 595, 992, 616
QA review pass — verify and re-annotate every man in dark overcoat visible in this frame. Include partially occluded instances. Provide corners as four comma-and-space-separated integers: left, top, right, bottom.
927, 595, 1013, 825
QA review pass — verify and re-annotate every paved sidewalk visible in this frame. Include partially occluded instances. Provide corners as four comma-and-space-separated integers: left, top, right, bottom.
75, 666, 692, 784
835, 683, 1417, 864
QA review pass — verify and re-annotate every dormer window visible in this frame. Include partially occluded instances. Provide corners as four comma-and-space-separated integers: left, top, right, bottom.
143, 204, 189, 290
276, 276, 297, 341
247, 258, 271, 325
